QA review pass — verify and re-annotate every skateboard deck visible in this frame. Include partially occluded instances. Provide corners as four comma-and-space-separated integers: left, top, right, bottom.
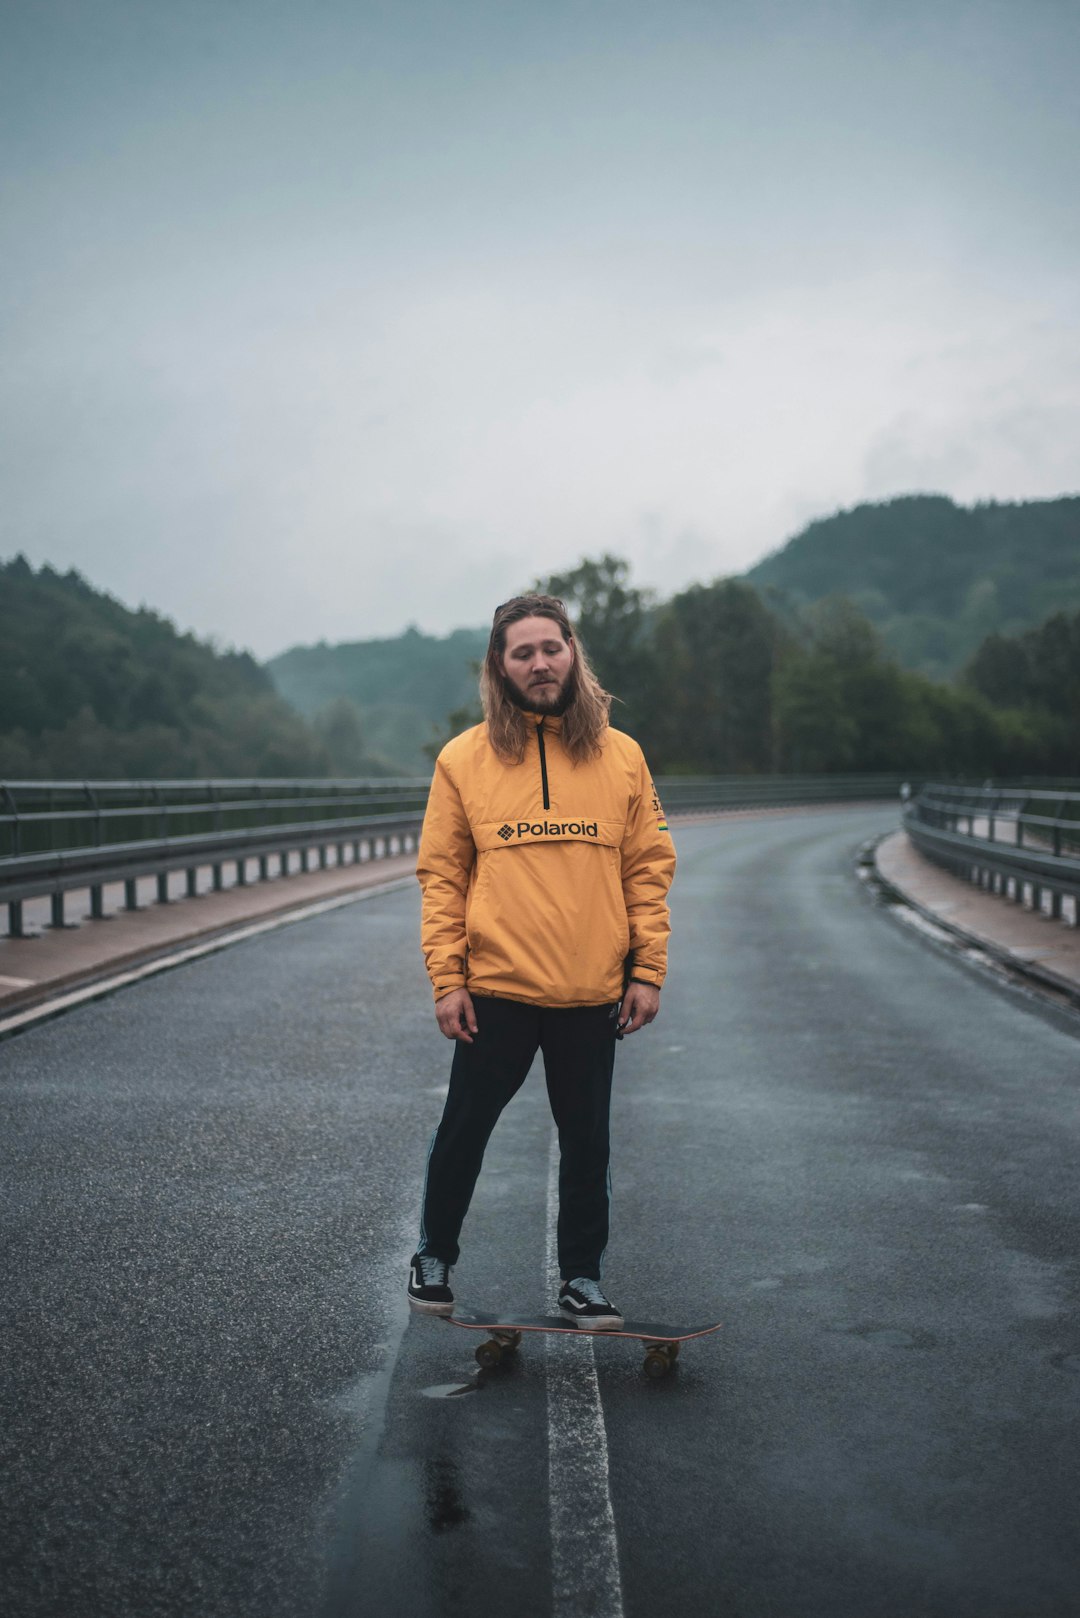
443, 1310, 722, 1378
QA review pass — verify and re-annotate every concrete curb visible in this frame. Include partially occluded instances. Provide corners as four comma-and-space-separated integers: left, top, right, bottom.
862, 831, 1080, 1023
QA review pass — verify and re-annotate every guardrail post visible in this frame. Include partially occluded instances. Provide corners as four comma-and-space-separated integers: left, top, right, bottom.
213, 863, 224, 892
8, 900, 24, 938
187, 868, 198, 898
259, 854, 269, 881
318, 843, 328, 870
280, 850, 290, 877
125, 879, 139, 911
90, 884, 105, 919
157, 872, 170, 904
236, 857, 247, 886
86, 783, 101, 849
1, 785, 21, 859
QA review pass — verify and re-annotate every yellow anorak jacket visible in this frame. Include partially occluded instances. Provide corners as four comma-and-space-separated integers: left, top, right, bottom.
417, 717, 675, 1007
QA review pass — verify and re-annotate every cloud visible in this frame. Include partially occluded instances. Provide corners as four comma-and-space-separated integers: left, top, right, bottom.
3, 1, 1078, 655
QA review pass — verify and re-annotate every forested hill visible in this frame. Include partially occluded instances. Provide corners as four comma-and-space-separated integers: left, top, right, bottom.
745, 494, 1080, 678
266, 627, 488, 773
0, 556, 385, 779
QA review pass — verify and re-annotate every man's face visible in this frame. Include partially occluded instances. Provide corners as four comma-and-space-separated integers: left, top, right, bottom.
498, 614, 575, 713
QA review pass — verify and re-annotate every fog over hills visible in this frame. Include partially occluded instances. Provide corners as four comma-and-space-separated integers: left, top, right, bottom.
265, 495, 1080, 731
3, 494, 1077, 779
267, 627, 489, 775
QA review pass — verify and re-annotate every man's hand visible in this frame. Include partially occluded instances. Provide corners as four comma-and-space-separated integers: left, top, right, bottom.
435, 988, 479, 1043
617, 980, 660, 1036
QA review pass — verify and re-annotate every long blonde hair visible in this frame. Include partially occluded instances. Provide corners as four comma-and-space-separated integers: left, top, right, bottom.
480, 594, 611, 764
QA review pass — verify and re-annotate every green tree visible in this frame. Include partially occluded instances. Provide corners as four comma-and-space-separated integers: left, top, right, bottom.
535, 554, 657, 739
424, 660, 484, 764
311, 696, 391, 776
650, 579, 782, 772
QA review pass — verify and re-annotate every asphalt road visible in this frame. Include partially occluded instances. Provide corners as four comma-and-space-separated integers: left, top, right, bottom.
3, 807, 1080, 1618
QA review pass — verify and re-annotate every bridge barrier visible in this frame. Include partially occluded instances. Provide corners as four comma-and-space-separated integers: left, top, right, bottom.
903, 782, 1080, 925
0, 773, 908, 939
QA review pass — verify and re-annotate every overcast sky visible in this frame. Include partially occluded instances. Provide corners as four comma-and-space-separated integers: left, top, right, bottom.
3, 0, 1078, 658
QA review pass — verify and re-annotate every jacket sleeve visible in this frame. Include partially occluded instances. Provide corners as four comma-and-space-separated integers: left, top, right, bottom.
416, 752, 477, 1002
621, 750, 676, 988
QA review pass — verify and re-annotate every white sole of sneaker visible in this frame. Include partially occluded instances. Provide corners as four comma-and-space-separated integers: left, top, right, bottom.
407, 1292, 455, 1315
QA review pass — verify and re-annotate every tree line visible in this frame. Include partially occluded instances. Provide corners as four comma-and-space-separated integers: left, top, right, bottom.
2, 550, 1077, 782
532, 555, 1080, 779
0, 556, 394, 779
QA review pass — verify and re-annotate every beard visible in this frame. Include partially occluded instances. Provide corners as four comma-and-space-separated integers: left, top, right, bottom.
507, 674, 573, 715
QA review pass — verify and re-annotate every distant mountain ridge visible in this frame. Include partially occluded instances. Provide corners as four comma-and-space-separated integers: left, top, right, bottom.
6, 491, 1076, 780
266, 626, 488, 774
745, 493, 1080, 678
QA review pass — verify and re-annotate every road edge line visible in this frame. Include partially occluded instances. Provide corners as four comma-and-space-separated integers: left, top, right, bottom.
0, 876, 416, 1042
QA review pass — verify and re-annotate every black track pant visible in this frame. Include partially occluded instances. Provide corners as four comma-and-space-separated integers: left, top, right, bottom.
418, 996, 619, 1281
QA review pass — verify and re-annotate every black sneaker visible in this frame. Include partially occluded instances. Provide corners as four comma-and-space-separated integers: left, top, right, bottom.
407, 1252, 455, 1314
557, 1277, 623, 1330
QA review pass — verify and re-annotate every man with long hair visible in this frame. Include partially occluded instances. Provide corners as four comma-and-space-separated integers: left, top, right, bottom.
408, 593, 676, 1327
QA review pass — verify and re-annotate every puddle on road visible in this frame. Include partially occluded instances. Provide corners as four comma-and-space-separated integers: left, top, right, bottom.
420, 1379, 482, 1398
424, 1456, 471, 1532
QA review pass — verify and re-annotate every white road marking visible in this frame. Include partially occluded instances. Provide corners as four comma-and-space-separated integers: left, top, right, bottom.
0, 973, 36, 989
545, 1128, 625, 1618
0, 877, 416, 1039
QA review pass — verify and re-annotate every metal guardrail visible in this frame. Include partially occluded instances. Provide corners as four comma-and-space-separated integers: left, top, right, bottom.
0, 776, 431, 938
0, 772, 907, 939
903, 782, 1080, 921
657, 773, 910, 812
0, 778, 431, 859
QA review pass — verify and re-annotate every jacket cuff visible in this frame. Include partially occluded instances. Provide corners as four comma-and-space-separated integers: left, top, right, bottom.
628, 965, 664, 988
433, 977, 466, 1002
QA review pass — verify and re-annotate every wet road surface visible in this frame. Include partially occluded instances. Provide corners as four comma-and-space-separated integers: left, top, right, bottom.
3, 807, 1080, 1617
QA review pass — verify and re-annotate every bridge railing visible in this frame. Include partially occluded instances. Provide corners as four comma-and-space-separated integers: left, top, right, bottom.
903, 782, 1080, 920
0, 772, 907, 938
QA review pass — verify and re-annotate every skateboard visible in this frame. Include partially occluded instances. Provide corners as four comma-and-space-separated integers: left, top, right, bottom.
443, 1310, 722, 1379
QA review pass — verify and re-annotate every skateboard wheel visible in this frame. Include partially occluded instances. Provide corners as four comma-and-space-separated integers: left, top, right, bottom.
475, 1340, 503, 1370
643, 1350, 671, 1380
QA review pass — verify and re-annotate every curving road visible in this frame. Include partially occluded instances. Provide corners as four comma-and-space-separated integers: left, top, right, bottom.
2, 807, 1079, 1618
